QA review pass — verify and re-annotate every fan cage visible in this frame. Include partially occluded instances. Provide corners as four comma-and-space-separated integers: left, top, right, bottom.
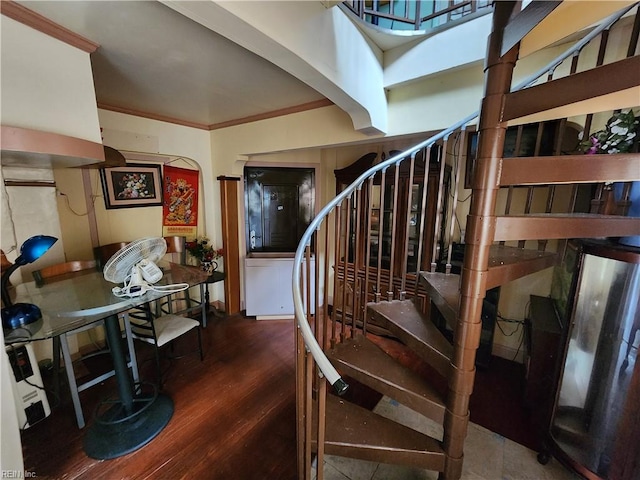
103, 237, 167, 283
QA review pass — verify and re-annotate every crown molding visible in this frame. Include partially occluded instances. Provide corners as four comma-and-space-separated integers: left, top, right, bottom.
1, 0, 99, 53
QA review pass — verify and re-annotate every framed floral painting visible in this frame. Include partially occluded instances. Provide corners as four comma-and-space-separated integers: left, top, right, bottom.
100, 163, 163, 209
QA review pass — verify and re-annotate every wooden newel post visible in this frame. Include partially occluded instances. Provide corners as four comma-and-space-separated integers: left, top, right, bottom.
218, 176, 241, 314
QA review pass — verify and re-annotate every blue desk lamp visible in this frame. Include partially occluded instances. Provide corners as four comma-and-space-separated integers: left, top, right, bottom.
1, 235, 57, 330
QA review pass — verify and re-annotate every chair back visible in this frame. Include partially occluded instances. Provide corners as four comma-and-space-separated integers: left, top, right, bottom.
163, 236, 187, 264
1, 249, 12, 272
127, 304, 158, 345
94, 242, 129, 270
1, 250, 13, 287
32, 260, 98, 286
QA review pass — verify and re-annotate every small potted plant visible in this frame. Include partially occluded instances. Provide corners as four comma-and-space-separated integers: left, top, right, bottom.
185, 236, 223, 273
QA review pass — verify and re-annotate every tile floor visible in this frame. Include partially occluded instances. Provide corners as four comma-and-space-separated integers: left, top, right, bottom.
312, 396, 581, 480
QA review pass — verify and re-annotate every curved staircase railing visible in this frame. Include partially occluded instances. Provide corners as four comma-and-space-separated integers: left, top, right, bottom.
293, 1, 636, 394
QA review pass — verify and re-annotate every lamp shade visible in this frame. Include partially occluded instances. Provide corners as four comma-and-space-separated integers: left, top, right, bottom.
16, 235, 58, 265
2, 235, 57, 329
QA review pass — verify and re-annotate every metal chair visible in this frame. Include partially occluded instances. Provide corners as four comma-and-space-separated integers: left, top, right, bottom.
95, 239, 204, 387
32, 260, 139, 429
125, 302, 203, 389
93, 242, 129, 271
156, 236, 203, 316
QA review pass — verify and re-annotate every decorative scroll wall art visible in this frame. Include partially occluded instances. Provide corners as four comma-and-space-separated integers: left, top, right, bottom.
162, 165, 199, 237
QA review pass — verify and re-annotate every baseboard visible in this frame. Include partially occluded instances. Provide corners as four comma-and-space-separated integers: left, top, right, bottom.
492, 343, 525, 364
212, 300, 225, 312
255, 315, 294, 321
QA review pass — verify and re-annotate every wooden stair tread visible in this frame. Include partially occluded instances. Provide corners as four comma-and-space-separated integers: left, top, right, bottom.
313, 394, 445, 471
494, 213, 640, 241
421, 245, 558, 327
419, 272, 460, 330
328, 335, 446, 423
366, 300, 452, 378
499, 153, 640, 186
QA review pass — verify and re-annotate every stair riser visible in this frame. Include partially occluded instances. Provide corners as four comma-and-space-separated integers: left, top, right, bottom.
380, 322, 451, 378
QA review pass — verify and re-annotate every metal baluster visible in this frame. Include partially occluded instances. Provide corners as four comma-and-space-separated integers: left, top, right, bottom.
376, 167, 387, 302
330, 207, 341, 348
431, 138, 449, 271
341, 195, 351, 341
322, 220, 330, 352
446, 128, 468, 273
362, 176, 375, 333
400, 152, 417, 298
387, 162, 401, 301
351, 185, 363, 337
414, 145, 432, 293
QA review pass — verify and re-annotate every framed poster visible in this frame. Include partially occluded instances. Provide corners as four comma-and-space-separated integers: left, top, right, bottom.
162, 165, 199, 237
100, 163, 163, 209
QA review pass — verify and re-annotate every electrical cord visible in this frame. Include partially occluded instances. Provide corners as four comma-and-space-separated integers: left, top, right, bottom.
112, 280, 189, 298
6, 342, 61, 412
493, 301, 530, 361
495, 317, 523, 337
513, 326, 526, 362
111, 268, 189, 298
58, 190, 93, 217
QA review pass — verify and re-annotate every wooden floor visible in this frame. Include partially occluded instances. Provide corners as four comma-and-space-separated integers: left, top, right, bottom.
20, 312, 535, 480
20, 313, 298, 480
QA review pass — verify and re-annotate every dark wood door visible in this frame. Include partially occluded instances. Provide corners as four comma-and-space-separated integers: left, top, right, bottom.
263, 184, 299, 249
245, 167, 314, 253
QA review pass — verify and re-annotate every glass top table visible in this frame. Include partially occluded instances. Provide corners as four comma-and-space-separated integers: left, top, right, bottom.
4, 261, 210, 459
4, 261, 209, 344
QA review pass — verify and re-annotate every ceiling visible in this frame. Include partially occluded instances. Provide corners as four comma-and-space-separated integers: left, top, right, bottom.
16, 0, 332, 130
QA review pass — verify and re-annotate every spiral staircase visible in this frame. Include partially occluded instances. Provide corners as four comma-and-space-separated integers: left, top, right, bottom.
293, 2, 640, 479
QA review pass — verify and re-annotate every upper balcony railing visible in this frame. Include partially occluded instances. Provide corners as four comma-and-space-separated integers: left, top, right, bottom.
342, 0, 492, 32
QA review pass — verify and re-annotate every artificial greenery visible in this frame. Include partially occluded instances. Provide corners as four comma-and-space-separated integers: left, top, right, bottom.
185, 236, 223, 262
581, 109, 639, 154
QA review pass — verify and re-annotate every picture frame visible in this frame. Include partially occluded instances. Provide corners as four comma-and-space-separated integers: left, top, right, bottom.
100, 163, 163, 209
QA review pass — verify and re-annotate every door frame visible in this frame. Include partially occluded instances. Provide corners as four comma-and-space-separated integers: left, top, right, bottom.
239, 161, 321, 311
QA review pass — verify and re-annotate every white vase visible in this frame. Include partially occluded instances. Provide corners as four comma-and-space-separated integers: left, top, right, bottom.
200, 260, 218, 274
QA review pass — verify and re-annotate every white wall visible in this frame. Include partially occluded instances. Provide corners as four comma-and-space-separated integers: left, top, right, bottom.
0, 17, 101, 143
384, 13, 492, 89
0, 165, 65, 361
95, 110, 213, 240
166, 0, 388, 135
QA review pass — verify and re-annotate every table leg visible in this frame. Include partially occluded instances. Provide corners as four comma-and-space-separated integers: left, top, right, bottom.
52, 336, 60, 407
83, 313, 174, 459
200, 284, 207, 328
204, 282, 211, 313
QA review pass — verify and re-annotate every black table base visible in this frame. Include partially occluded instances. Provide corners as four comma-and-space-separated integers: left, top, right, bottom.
83, 314, 173, 459
83, 392, 173, 459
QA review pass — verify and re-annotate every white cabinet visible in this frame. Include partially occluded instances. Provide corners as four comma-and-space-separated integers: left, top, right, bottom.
244, 255, 315, 319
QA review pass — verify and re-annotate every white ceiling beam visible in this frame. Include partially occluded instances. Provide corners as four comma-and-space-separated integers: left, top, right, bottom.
162, 1, 388, 136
